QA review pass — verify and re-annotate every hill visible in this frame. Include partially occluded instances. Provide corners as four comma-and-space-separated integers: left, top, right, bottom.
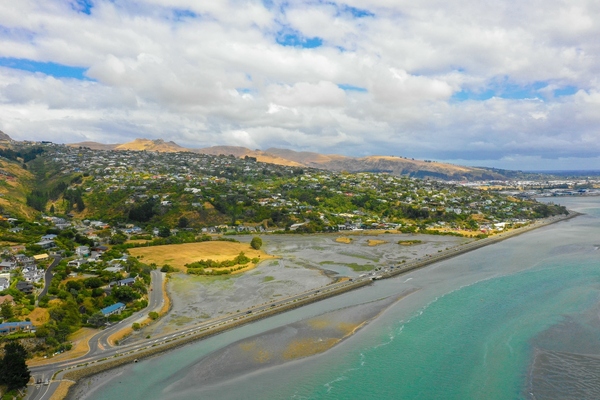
67, 138, 508, 180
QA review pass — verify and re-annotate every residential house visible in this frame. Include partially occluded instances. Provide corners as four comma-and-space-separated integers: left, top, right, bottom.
16, 281, 34, 294
67, 259, 86, 268
41, 234, 58, 241
75, 246, 90, 257
0, 261, 15, 271
0, 321, 34, 335
117, 277, 136, 287
33, 253, 49, 262
35, 240, 56, 249
100, 302, 126, 317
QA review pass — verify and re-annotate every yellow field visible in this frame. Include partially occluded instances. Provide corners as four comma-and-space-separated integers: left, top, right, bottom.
129, 241, 273, 271
367, 239, 387, 246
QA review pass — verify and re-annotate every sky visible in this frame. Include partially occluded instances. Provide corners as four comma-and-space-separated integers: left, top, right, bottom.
0, 0, 599, 171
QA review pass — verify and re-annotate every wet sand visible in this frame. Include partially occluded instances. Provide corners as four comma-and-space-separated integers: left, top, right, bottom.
131, 233, 466, 340
162, 291, 416, 393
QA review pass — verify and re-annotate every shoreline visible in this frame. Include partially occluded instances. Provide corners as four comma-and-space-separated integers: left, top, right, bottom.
47, 211, 579, 399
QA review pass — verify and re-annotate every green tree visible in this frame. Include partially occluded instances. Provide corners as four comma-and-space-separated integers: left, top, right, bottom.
148, 311, 159, 320
0, 301, 14, 320
88, 312, 107, 328
0, 342, 30, 390
250, 236, 262, 250
158, 226, 171, 238
178, 216, 189, 228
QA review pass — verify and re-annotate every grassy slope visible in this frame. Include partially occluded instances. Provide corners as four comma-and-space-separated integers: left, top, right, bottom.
0, 158, 37, 219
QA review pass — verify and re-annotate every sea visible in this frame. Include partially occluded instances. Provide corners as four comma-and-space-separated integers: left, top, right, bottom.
83, 196, 600, 400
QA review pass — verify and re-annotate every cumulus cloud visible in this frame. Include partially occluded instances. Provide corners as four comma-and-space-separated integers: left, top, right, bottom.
0, 0, 599, 169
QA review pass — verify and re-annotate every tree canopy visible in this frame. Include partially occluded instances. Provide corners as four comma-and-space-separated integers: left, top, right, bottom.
0, 342, 31, 390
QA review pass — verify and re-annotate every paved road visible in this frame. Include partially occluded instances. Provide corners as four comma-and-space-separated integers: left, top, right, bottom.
26, 270, 165, 400
37, 255, 61, 300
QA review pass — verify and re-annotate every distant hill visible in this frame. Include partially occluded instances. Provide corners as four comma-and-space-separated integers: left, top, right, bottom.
67, 138, 510, 180
70, 138, 186, 153
115, 138, 187, 152
195, 146, 303, 167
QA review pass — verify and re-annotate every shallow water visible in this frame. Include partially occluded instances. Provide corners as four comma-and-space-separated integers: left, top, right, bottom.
81, 196, 600, 400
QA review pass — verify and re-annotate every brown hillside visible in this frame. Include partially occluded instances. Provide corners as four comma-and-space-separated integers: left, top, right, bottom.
115, 138, 187, 152
195, 146, 303, 167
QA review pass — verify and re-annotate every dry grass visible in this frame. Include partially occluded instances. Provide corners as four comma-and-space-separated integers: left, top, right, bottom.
108, 326, 134, 345
159, 275, 171, 316
335, 237, 352, 244
49, 380, 75, 400
129, 241, 273, 272
367, 239, 387, 246
28, 307, 50, 326
28, 328, 97, 366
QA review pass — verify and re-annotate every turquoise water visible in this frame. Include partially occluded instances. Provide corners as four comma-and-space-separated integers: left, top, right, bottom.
83, 197, 600, 400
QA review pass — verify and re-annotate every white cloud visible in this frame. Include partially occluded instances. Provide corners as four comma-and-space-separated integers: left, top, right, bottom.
0, 0, 599, 169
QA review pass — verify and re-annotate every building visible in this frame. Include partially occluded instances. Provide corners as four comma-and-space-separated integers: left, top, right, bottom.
0, 261, 15, 271
33, 253, 50, 262
35, 240, 56, 249
117, 278, 136, 287
75, 246, 90, 257
16, 281, 34, 294
0, 321, 34, 335
100, 302, 126, 317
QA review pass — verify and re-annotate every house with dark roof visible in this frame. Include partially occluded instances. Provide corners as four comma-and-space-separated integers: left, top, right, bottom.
117, 277, 136, 287
16, 281, 34, 294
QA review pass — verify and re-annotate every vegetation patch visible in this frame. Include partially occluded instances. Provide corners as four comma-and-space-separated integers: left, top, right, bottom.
186, 252, 259, 276
367, 239, 387, 246
335, 237, 352, 244
398, 240, 423, 245
345, 263, 375, 272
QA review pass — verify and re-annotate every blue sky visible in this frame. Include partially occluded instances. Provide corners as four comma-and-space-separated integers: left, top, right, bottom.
0, 0, 598, 170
